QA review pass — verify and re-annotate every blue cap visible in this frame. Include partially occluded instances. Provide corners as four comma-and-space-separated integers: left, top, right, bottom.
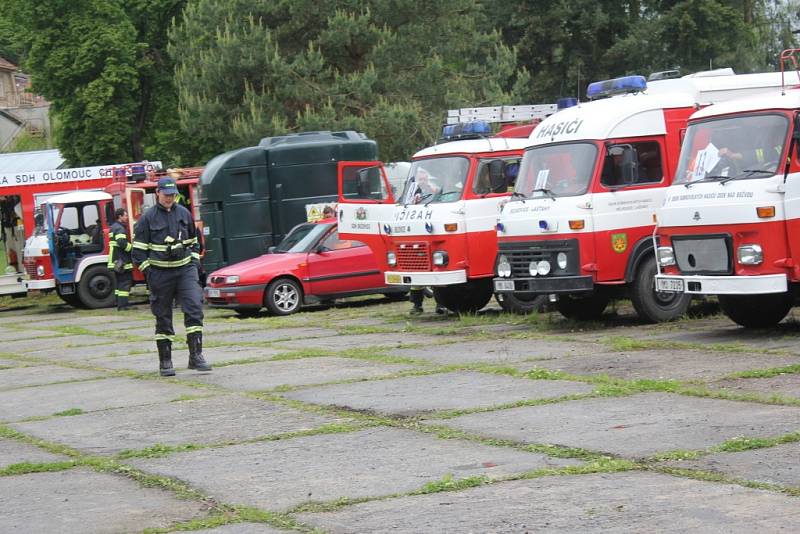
157, 177, 178, 194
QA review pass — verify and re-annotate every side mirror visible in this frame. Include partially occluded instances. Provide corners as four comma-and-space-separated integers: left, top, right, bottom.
488, 159, 506, 192
267, 245, 276, 254
315, 244, 330, 254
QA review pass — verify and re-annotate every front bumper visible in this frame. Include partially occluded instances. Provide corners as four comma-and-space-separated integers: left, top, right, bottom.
654, 274, 788, 295
25, 278, 55, 290
493, 275, 594, 294
384, 269, 467, 286
204, 283, 266, 307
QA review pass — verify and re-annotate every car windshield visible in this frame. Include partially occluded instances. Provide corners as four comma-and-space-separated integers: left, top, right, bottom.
399, 157, 469, 205
674, 113, 789, 185
515, 142, 598, 198
274, 223, 331, 253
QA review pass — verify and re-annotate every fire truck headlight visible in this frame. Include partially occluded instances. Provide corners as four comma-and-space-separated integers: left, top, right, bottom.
224, 275, 240, 284
432, 250, 449, 266
536, 260, 551, 276
657, 246, 675, 267
556, 252, 568, 270
737, 244, 763, 265
387, 252, 397, 266
497, 255, 511, 277
36, 265, 45, 277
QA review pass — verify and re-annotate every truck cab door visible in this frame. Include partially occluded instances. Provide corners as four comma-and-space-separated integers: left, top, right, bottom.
337, 161, 396, 267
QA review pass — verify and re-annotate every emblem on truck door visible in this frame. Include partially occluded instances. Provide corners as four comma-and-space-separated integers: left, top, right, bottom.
693, 211, 701, 221
611, 233, 628, 253
356, 207, 367, 220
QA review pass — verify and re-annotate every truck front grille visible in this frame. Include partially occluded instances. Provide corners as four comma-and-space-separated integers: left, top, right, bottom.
498, 239, 579, 278
672, 234, 732, 275
396, 242, 431, 271
23, 259, 37, 277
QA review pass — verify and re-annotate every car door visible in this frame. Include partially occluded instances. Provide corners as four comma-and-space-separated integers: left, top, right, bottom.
306, 229, 383, 296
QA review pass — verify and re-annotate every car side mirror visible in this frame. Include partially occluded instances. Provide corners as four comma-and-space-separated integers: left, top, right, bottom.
315, 245, 330, 254
267, 245, 276, 254
488, 159, 506, 192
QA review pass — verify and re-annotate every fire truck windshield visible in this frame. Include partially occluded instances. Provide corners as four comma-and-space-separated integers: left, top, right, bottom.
674, 113, 789, 185
400, 157, 469, 205
515, 142, 598, 198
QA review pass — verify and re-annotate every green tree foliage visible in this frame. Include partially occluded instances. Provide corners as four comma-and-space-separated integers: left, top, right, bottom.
169, 0, 529, 163
6, 0, 185, 166
489, 0, 797, 102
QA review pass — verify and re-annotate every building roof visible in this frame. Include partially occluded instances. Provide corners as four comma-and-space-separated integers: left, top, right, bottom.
0, 57, 16, 71
0, 149, 65, 173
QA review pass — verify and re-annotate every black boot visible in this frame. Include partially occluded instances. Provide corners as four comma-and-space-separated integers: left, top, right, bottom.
157, 339, 175, 377
409, 289, 424, 315
117, 295, 130, 311
187, 332, 212, 371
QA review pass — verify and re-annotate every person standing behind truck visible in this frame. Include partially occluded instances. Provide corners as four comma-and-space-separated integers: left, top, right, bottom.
132, 177, 211, 377
108, 208, 133, 310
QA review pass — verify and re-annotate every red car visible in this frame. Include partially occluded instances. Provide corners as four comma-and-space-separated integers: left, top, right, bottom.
204, 220, 405, 315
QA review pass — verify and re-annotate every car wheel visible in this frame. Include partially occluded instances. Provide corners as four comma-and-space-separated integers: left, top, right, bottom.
77, 265, 116, 309
496, 292, 547, 314
719, 292, 794, 328
556, 292, 610, 321
265, 278, 303, 316
630, 256, 691, 323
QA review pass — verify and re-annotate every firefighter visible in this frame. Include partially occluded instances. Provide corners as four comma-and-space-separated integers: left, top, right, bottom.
108, 208, 133, 310
132, 177, 211, 377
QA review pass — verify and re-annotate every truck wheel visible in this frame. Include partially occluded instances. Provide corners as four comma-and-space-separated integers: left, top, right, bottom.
718, 293, 794, 328
556, 292, 610, 320
496, 292, 547, 314
631, 256, 691, 323
56, 285, 85, 308
265, 278, 302, 316
77, 265, 116, 309
433, 279, 493, 314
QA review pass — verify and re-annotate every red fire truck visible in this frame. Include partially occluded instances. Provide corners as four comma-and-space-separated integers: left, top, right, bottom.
34, 166, 202, 307
493, 71, 785, 322
337, 104, 556, 313
0, 161, 159, 297
654, 52, 800, 327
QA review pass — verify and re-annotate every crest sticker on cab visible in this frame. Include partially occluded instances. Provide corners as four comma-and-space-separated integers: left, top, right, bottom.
611, 233, 628, 253
356, 207, 367, 220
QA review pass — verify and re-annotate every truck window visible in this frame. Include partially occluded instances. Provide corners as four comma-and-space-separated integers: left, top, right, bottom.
473, 158, 520, 195
342, 165, 390, 201
601, 141, 663, 187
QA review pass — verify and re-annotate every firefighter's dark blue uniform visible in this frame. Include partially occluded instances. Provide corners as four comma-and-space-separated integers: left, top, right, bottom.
132, 178, 210, 375
108, 218, 133, 310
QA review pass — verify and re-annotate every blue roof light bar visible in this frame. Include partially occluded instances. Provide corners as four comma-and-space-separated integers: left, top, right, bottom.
586, 75, 647, 100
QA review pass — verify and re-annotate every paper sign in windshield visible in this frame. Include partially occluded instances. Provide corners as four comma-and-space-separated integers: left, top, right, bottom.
691, 143, 720, 181
535, 169, 550, 190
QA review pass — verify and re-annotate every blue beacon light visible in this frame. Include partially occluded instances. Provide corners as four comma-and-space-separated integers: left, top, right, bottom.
586, 75, 647, 100
538, 220, 549, 230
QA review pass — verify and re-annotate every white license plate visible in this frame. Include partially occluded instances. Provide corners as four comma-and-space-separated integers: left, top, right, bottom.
656, 278, 684, 292
206, 288, 220, 298
494, 280, 515, 291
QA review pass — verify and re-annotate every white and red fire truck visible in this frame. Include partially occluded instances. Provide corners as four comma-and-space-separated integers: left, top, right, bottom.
336, 104, 557, 313
34, 166, 202, 308
492, 71, 785, 322
654, 53, 800, 328
0, 161, 159, 297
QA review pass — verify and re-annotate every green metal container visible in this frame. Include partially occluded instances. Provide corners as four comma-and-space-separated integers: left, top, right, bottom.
199, 131, 377, 272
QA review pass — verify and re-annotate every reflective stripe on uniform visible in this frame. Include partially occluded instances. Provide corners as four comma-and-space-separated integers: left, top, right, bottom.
115, 290, 130, 297
185, 325, 203, 334
132, 241, 149, 250
154, 333, 175, 341
139, 260, 151, 271
148, 256, 192, 268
